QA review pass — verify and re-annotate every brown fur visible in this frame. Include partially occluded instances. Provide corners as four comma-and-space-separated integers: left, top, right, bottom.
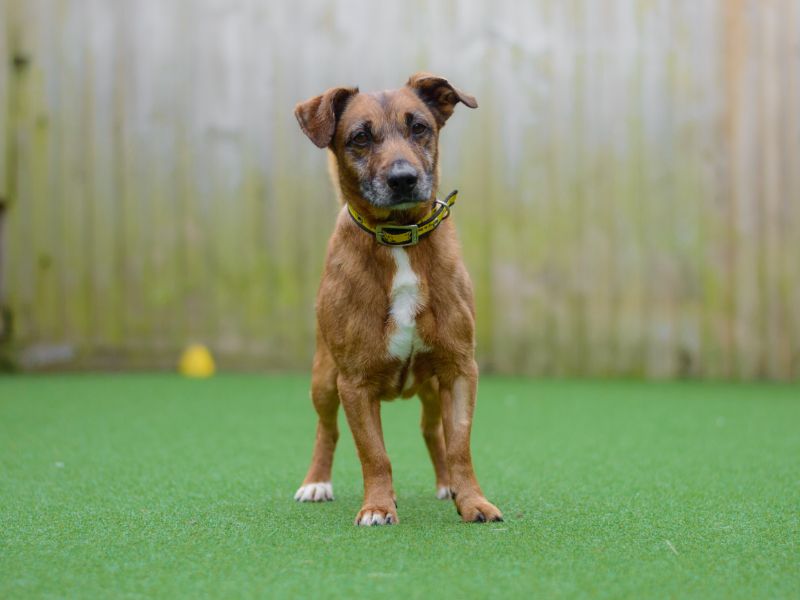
293, 73, 502, 525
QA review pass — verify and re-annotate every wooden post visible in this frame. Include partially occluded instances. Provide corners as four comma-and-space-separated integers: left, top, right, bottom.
0, 0, 18, 361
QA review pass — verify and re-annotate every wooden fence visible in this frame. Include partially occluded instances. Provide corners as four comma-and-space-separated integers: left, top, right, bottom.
1, 0, 799, 379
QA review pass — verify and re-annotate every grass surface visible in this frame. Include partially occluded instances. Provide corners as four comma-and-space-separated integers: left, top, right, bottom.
1, 375, 799, 599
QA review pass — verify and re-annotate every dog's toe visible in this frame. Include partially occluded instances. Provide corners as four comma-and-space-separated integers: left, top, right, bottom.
457, 496, 503, 524
357, 511, 385, 526
294, 482, 334, 502
355, 506, 398, 526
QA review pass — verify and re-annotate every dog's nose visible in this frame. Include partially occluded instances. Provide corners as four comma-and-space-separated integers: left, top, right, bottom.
387, 161, 418, 194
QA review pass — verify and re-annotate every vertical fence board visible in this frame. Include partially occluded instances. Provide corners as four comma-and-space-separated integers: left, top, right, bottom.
612, 0, 647, 376
640, 0, 676, 378
6, 0, 38, 346
0, 0, 9, 205
671, 0, 711, 377
84, 0, 117, 355
760, 0, 791, 378
732, 0, 764, 378
579, 2, 620, 376
786, 0, 800, 377
704, 1, 736, 379
56, 0, 92, 355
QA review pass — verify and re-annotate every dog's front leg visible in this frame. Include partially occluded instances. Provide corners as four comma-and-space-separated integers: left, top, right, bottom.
337, 376, 398, 526
439, 362, 504, 523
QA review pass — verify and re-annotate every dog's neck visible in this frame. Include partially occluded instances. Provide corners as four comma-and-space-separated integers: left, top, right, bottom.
341, 188, 437, 228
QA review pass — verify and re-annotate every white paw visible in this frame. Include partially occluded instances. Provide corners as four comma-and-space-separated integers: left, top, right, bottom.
357, 511, 395, 526
294, 481, 334, 502
436, 486, 453, 500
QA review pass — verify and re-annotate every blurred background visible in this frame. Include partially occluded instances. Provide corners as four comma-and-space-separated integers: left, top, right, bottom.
0, 0, 798, 380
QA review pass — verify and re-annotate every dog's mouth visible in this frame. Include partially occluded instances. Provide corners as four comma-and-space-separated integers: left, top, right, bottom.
388, 191, 425, 210
360, 173, 433, 210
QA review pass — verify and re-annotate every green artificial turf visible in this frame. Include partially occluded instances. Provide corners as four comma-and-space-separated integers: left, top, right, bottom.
1, 375, 798, 599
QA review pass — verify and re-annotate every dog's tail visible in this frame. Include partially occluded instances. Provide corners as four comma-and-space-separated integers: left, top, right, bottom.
327, 152, 345, 205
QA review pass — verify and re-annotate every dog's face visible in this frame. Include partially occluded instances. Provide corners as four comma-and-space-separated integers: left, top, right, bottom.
295, 73, 477, 210
334, 90, 439, 209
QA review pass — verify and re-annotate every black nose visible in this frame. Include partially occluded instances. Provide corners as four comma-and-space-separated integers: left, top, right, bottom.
387, 161, 418, 194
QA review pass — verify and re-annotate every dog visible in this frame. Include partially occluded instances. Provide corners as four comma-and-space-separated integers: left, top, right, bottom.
292, 73, 502, 526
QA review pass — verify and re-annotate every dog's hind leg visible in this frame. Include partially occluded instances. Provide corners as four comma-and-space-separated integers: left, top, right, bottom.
418, 378, 452, 499
295, 342, 339, 502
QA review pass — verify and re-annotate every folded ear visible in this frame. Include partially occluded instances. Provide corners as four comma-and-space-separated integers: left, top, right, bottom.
294, 86, 359, 148
406, 72, 478, 127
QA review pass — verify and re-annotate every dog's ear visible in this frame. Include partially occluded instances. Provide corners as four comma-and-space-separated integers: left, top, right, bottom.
406, 72, 478, 127
294, 86, 359, 148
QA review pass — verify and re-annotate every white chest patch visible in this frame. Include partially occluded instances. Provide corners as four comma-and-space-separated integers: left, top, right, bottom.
387, 247, 429, 361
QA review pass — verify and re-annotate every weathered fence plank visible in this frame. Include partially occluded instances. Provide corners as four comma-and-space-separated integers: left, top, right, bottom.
2, 0, 799, 378
0, 0, 9, 206
787, 0, 800, 379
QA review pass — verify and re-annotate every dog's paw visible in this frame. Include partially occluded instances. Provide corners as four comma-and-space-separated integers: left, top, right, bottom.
436, 486, 453, 500
456, 496, 503, 523
355, 505, 399, 526
294, 481, 334, 502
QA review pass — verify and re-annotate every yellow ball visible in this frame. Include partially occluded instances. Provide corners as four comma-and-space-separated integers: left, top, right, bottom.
179, 344, 216, 378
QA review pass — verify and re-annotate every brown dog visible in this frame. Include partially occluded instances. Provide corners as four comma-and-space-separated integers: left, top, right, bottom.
292, 73, 502, 526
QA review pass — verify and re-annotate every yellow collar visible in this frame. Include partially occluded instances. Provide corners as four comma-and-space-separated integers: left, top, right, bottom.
346, 190, 458, 247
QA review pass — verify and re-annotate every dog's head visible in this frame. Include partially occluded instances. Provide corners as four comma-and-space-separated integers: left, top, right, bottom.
294, 73, 477, 211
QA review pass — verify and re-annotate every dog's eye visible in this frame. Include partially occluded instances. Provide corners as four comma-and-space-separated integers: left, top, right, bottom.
411, 122, 429, 136
351, 131, 370, 147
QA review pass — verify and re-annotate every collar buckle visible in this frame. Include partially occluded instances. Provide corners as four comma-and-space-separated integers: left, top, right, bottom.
433, 198, 452, 219
374, 223, 419, 247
